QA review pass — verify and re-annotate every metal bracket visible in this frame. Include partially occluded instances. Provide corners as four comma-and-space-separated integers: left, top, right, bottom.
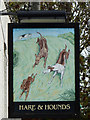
0, 10, 68, 23
1, 119, 21, 120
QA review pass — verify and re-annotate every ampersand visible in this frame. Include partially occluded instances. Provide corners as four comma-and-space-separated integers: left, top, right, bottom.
37, 105, 43, 110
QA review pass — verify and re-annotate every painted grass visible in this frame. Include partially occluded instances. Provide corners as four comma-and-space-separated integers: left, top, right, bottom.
13, 33, 75, 102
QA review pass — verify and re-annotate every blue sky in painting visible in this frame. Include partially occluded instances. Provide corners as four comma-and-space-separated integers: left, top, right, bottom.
13, 28, 74, 42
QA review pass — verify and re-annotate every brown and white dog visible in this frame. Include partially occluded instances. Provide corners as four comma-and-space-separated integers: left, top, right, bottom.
19, 73, 37, 100
33, 32, 48, 68
43, 44, 70, 86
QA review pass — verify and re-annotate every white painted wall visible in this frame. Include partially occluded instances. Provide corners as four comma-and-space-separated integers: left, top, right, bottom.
0, 0, 10, 119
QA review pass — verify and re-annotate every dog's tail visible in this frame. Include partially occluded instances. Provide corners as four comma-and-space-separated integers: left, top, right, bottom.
37, 32, 43, 38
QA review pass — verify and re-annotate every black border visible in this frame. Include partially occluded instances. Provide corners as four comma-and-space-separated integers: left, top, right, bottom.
8, 23, 80, 119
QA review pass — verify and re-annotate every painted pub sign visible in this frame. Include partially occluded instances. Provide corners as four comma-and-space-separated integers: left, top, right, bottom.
8, 23, 80, 118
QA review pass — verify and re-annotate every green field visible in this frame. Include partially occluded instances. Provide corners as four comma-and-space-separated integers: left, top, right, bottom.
13, 32, 75, 102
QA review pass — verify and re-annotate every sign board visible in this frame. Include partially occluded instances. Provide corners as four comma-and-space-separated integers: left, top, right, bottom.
8, 23, 80, 118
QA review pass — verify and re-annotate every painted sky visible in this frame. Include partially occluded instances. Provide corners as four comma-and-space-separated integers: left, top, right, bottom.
13, 28, 74, 42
